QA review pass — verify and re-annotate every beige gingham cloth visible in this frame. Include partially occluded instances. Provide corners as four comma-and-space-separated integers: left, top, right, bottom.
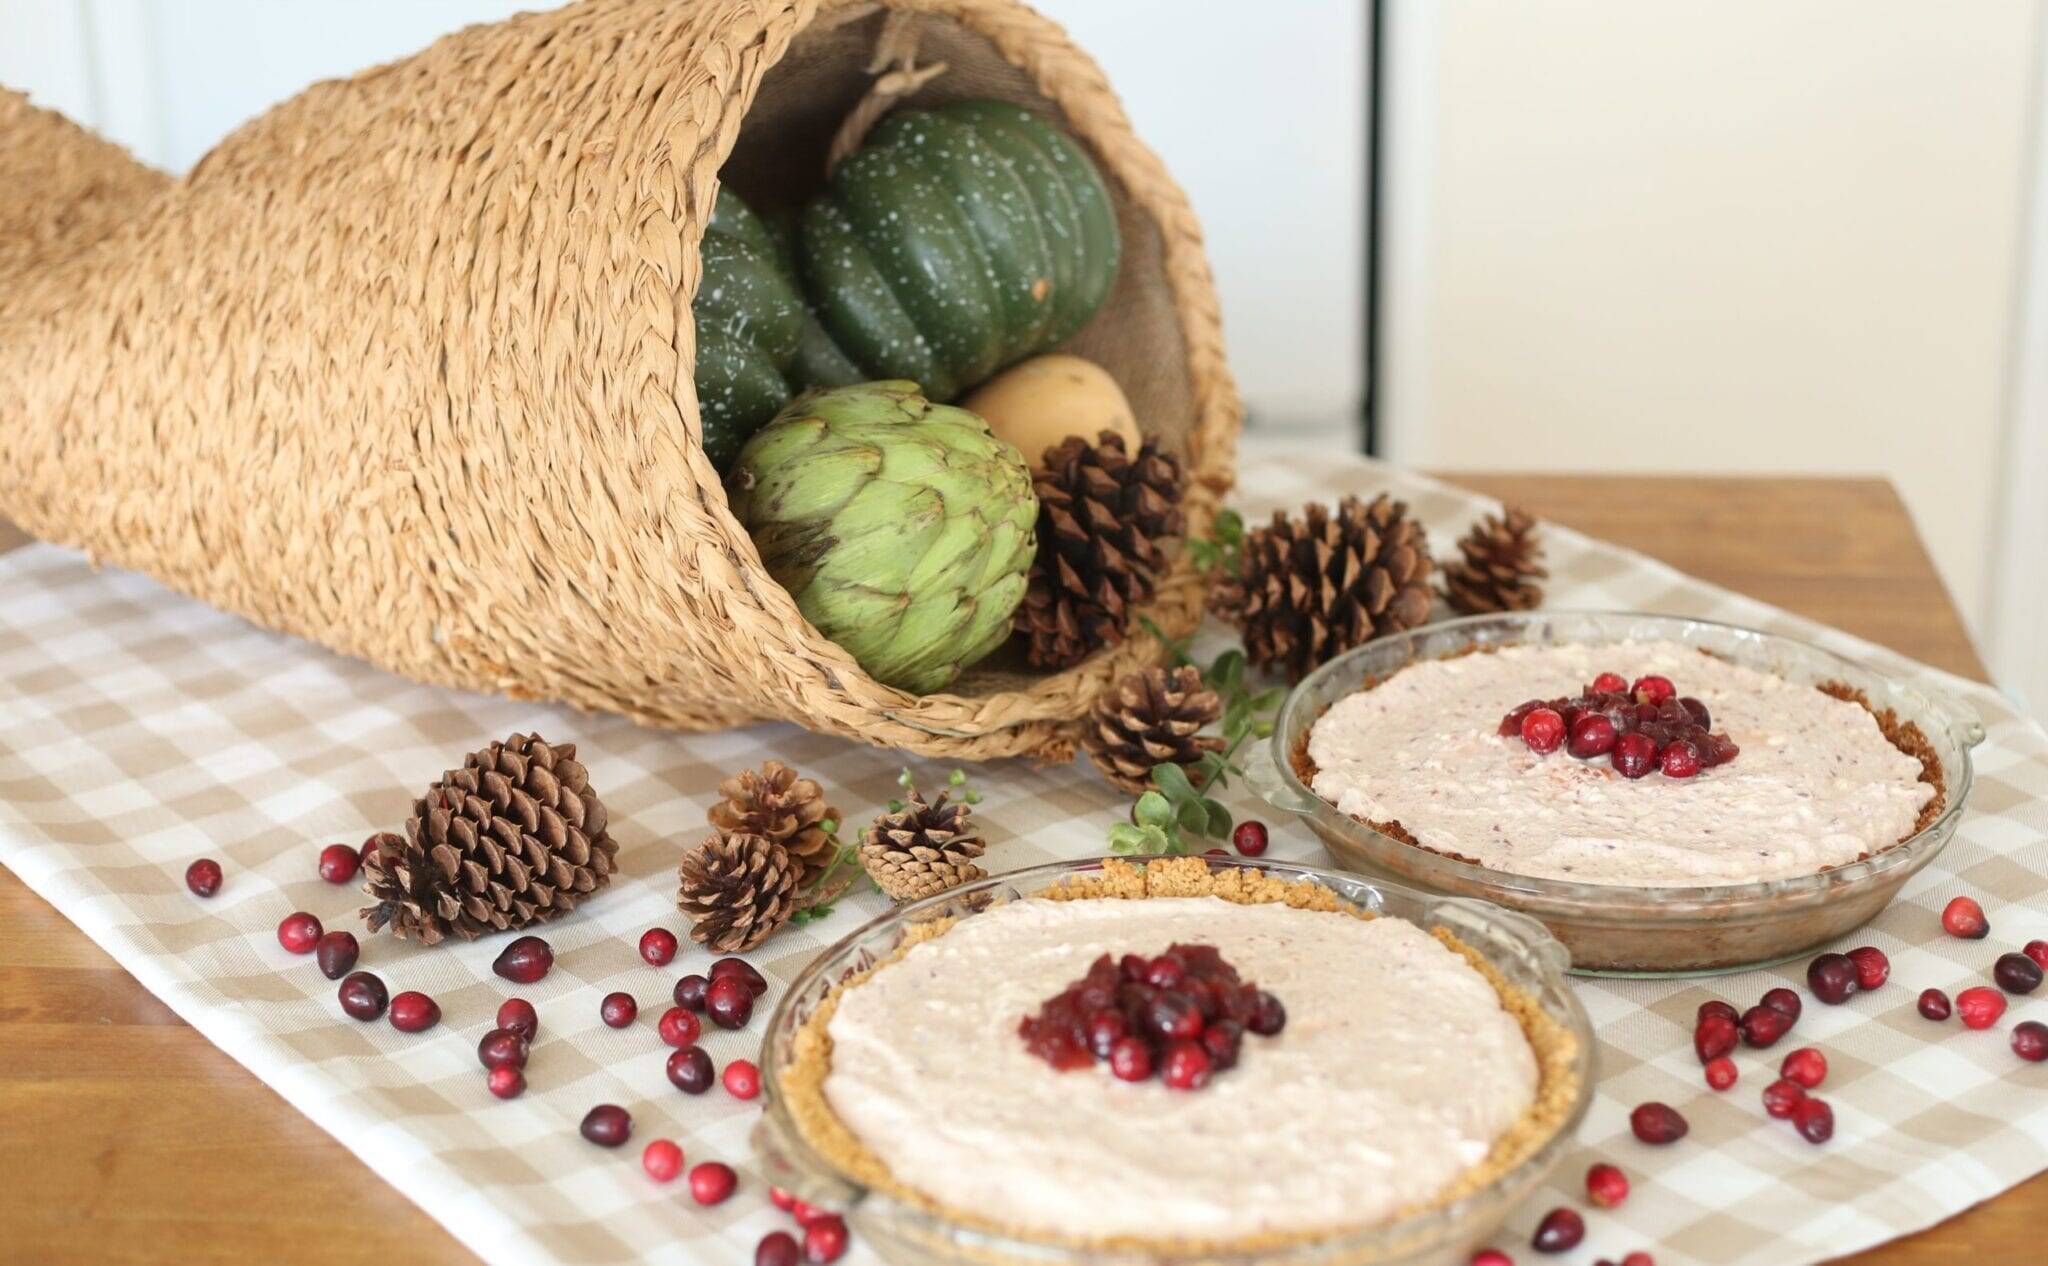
2, 448, 2045, 1266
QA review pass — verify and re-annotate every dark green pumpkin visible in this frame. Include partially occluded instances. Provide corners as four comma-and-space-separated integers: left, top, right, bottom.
692, 191, 810, 469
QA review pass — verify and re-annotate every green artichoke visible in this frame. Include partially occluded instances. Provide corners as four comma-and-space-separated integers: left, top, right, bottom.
725, 382, 1038, 694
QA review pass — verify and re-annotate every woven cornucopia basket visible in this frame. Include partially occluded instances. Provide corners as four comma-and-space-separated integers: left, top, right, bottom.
0, 0, 1238, 760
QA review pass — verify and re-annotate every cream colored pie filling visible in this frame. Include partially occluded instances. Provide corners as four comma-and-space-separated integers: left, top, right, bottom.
1308, 640, 1936, 887
818, 894, 1541, 1240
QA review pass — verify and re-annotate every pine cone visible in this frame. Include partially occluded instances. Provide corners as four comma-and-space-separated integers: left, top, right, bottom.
676, 832, 798, 953
1441, 506, 1547, 615
1014, 431, 1186, 670
708, 761, 839, 886
361, 733, 617, 946
860, 790, 987, 902
1212, 494, 1434, 681
1082, 664, 1225, 794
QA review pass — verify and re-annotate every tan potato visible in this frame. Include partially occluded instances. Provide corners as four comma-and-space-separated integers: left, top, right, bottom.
963, 354, 1140, 468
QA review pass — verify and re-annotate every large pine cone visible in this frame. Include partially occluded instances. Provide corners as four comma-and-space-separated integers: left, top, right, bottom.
1441, 506, 1546, 615
1212, 494, 1434, 681
860, 790, 987, 903
708, 761, 839, 886
1081, 665, 1225, 794
1014, 432, 1186, 670
676, 832, 799, 953
361, 733, 617, 946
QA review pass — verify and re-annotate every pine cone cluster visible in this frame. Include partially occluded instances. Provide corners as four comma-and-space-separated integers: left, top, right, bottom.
860, 790, 986, 902
361, 733, 617, 946
1081, 665, 1224, 794
1212, 494, 1434, 681
708, 761, 839, 886
1014, 432, 1186, 670
676, 832, 799, 953
1441, 506, 1546, 615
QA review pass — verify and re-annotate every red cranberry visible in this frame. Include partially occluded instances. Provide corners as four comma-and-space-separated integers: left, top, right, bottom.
1085, 1009, 1127, 1057
1145, 992, 1203, 1040
600, 991, 638, 1028
1760, 987, 1803, 1024
1568, 713, 1618, 758
1161, 1040, 1213, 1091
1108, 1036, 1153, 1081
688, 1160, 737, 1205
477, 1028, 530, 1071
1806, 953, 1858, 1004
1247, 990, 1287, 1036
757, 1231, 801, 1266
1631, 674, 1675, 705
492, 935, 553, 984
1793, 1096, 1834, 1144
639, 927, 679, 967
1592, 671, 1629, 694
1678, 696, 1711, 729
1942, 896, 1989, 939
1740, 1004, 1789, 1049
802, 1216, 848, 1264
2026, 940, 2048, 972
486, 1066, 525, 1099
1780, 1047, 1827, 1089
1658, 741, 1701, 779
1470, 1252, 1514, 1266
277, 911, 323, 954
1231, 819, 1269, 856
1610, 732, 1658, 779
496, 997, 539, 1040
184, 858, 223, 898
1585, 1161, 1629, 1208
1623, 1254, 1656, 1266
1845, 945, 1890, 991
1520, 708, 1567, 754
1201, 1019, 1245, 1070
1704, 1056, 1738, 1091
1144, 953, 1188, 989
1995, 952, 2044, 995
1694, 1014, 1737, 1063
711, 956, 770, 997
1957, 985, 2007, 1030
1629, 1101, 1687, 1144
723, 1058, 761, 1100
769, 1186, 799, 1212
706, 975, 755, 1030
1697, 999, 1740, 1027
317, 843, 360, 885
2013, 1021, 2048, 1062
337, 971, 388, 1021
658, 1006, 702, 1048
1917, 988, 1952, 1021
641, 1138, 684, 1182
674, 974, 710, 1011
315, 930, 360, 980
360, 833, 398, 867
389, 990, 440, 1033
1531, 1206, 1585, 1252
1762, 1078, 1807, 1119
667, 1046, 715, 1094
581, 1103, 631, 1147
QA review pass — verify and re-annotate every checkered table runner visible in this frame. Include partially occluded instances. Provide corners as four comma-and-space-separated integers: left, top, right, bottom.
2, 448, 2045, 1266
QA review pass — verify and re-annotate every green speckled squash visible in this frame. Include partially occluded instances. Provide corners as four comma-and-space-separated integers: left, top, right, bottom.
693, 190, 809, 469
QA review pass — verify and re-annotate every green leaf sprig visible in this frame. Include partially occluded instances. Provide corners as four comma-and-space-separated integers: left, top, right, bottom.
1185, 507, 1246, 578
789, 816, 858, 925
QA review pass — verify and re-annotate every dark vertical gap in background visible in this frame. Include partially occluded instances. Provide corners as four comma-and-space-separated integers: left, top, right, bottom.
1362, 0, 1385, 455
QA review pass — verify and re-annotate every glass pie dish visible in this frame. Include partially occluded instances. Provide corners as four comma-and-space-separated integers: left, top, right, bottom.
753, 855, 1594, 1266
1246, 611, 1987, 976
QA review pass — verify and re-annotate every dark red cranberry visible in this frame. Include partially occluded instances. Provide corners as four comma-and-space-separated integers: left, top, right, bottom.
667, 1046, 715, 1094
1694, 1014, 1737, 1063
1845, 945, 1890, 991
1108, 1036, 1153, 1081
706, 975, 755, 1030
710, 956, 769, 998
673, 974, 710, 1011
317, 842, 360, 885
2013, 1021, 2048, 1062
1610, 732, 1658, 779
1942, 896, 1989, 939
337, 971, 388, 1021
1231, 819, 1269, 857
580, 1103, 631, 1147
1520, 708, 1566, 754
802, 1216, 848, 1264
723, 1058, 761, 1100
1568, 713, 1618, 758
1658, 741, 1701, 779
1161, 1039, 1213, 1091
1084, 1009, 1126, 1057
314, 930, 360, 980
360, 832, 400, 868
496, 997, 538, 1040
389, 990, 440, 1033
1762, 1078, 1806, 1119
1793, 1096, 1834, 1144
277, 911, 323, 954
1806, 953, 1858, 1005
1631, 674, 1675, 705
1592, 671, 1629, 694
1705, 734, 1740, 765
1740, 1004, 1789, 1049
688, 1160, 736, 1205
1144, 991, 1203, 1040
1629, 1102, 1687, 1144
1696, 999, 1740, 1027
486, 1066, 525, 1099
478, 1028, 530, 1071
641, 1138, 684, 1182
1958, 985, 2007, 1030
1917, 988, 1952, 1021
1201, 1019, 1245, 1070
2027, 940, 2048, 972
1760, 987, 1803, 1024
1585, 1161, 1629, 1208
492, 935, 553, 984
1144, 953, 1188, 989
639, 927, 678, 967
1995, 952, 2044, 995
1247, 990, 1287, 1036
1704, 1056, 1737, 1091
184, 858, 223, 898
659, 1005, 702, 1049
757, 1232, 801, 1266
1531, 1206, 1585, 1252
1678, 696, 1711, 728
1499, 699, 1544, 736
1780, 1047, 1827, 1089
601, 991, 638, 1028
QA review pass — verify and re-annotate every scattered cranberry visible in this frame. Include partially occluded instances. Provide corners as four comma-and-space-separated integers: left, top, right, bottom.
711, 957, 770, 997
2013, 1021, 2048, 1062
1469, 1253, 1513, 1266
1249, 990, 1287, 1036
1622, 1255, 1655, 1266
1697, 999, 1740, 1027
1740, 1004, 1790, 1049
658, 1006, 702, 1048
1568, 713, 1618, 758
1520, 708, 1567, 754
1161, 1040, 1213, 1091
313, 930, 360, 980
1762, 1078, 1807, 1119
770, 1187, 799, 1212
1610, 732, 1659, 779
1531, 1206, 1585, 1253
317, 843, 360, 885
724, 1058, 761, 1100
477, 1028, 529, 1071
757, 1232, 801, 1266
581, 1103, 631, 1147
486, 1066, 525, 1099
601, 991, 638, 1028
641, 1138, 684, 1182
706, 975, 755, 1030
1585, 1161, 1629, 1208
1632, 674, 1675, 705
1232, 819, 1269, 857
1592, 671, 1629, 694
667, 1046, 715, 1094
688, 1160, 737, 1205
1942, 896, 1989, 940
1694, 1014, 1737, 1063
1957, 985, 2007, 1030
1806, 953, 1858, 1005
1109, 1036, 1153, 1081
184, 858, 223, 898
492, 935, 553, 984
1760, 987, 1803, 1024
1659, 741, 1701, 779
1704, 1056, 1738, 1091
496, 997, 538, 1040
2026, 941, 2048, 972
674, 974, 710, 1011
277, 911, 322, 954
639, 927, 679, 967
791, 1200, 836, 1228
1793, 1096, 1834, 1144
1629, 1101, 1688, 1145
1918, 988, 1952, 1021
1995, 952, 2044, 995
1845, 945, 1890, 991
337, 971, 388, 1021
802, 1216, 848, 1263
389, 990, 440, 1033
1780, 1047, 1827, 1089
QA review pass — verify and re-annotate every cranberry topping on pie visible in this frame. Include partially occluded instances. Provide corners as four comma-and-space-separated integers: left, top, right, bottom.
1018, 944, 1283, 1088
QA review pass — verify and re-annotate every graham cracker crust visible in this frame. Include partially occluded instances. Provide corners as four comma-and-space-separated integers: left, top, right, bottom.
777, 858, 1583, 1256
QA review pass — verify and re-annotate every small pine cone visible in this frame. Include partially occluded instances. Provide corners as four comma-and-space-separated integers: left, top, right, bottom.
708, 761, 840, 885
361, 733, 617, 946
1081, 664, 1225, 794
860, 790, 987, 903
1441, 506, 1547, 615
1014, 431, 1186, 670
676, 832, 798, 953
1211, 494, 1434, 681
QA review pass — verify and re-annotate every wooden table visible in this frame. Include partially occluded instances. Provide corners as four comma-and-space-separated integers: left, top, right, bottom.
0, 476, 2028, 1264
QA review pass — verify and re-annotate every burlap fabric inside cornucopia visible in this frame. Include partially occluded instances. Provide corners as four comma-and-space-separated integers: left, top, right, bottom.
0, 0, 1239, 760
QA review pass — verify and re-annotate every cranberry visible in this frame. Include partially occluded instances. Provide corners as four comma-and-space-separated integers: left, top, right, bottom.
1592, 671, 1629, 694
1248, 990, 1287, 1036
688, 1160, 737, 1205
1658, 741, 1701, 779
1762, 1078, 1807, 1119
1694, 1014, 1737, 1063
1957, 985, 2007, 1030
600, 991, 638, 1028
477, 1028, 529, 1071
492, 935, 553, 984
277, 911, 323, 954
1806, 953, 1858, 1004
359, 833, 395, 867
1109, 1036, 1153, 1081
706, 975, 755, 1030
723, 1058, 761, 1100
2026, 940, 2048, 972
1084, 1009, 1127, 1057
1144, 953, 1188, 989
1995, 952, 2044, 995
1629, 1101, 1687, 1145
496, 997, 539, 1040
389, 990, 440, 1033
317, 843, 360, 885
658, 1006, 702, 1048
1531, 1206, 1585, 1252
486, 1066, 525, 1099
1231, 819, 1269, 857
1623, 1255, 1656, 1266
674, 974, 710, 1011
641, 1138, 684, 1182
667, 1046, 716, 1094
1568, 713, 1618, 758
757, 1232, 802, 1266
1161, 1040, 1213, 1091
1760, 987, 1803, 1024
1678, 696, 1711, 728
639, 927, 679, 967
1740, 1004, 1790, 1049
1845, 945, 1890, 991
184, 858, 223, 898
1499, 699, 1544, 736
1470, 1252, 1514, 1266
803, 1216, 849, 1264
1585, 1161, 1629, 1208
337, 971, 388, 1021
1631, 674, 1675, 705
314, 930, 360, 980
1144, 991, 1203, 1040
581, 1103, 631, 1147
1704, 1056, 1738, 1091
1610, 732, 1658, 779
1917, 988, 1953, 1021
1793, 1096, 1834, 1144
1780, 1047, 1827, 1089
1201, 1019, 1245, 1070
2013, 1021, 2048, 1062
1520, 708, 1567, 754
1697, 999, 1740, 1027
711, 956, 770, 997
1942, 896, 1989, 940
